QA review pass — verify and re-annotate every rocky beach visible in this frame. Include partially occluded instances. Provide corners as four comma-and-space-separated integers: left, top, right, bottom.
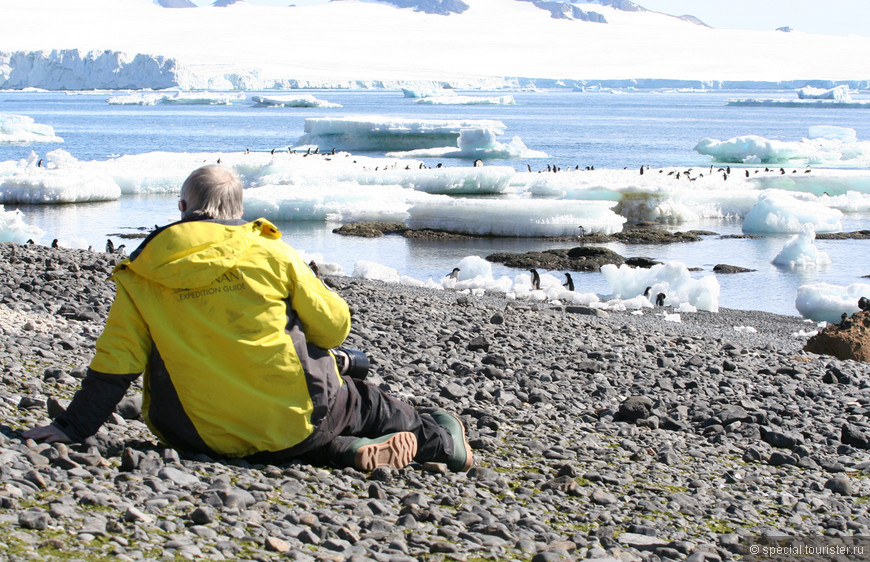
1, 241, 869, 561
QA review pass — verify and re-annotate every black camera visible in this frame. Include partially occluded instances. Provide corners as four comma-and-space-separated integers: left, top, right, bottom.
332, 347, 370, 379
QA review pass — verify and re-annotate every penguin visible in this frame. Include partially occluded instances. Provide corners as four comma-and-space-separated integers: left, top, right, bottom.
578, 225, 587, 238
745, 170, 749, 178
116, 244, 126, 257
655, 292, 666, 307
245, 148, 250, 154
436, 163, 443, 168
473, 159, 483, 167
859, 296, 870, 311
639, 165, 644, 175
26, 239, 34, 245
217, 157, 221, 164
270, 148, 275, 155
309, 260, 320, 279
106, 239, 115, 254
51, 239, 59, 248
563, 273, 574, 292
527, 164, 532, 172
447, 267, 460, 280
37, 159, 43, 168
529, 269, 541, 291
643, 286, 651, 298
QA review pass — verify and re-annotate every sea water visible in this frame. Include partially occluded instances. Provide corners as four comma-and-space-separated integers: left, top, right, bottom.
2, 88, 869, 317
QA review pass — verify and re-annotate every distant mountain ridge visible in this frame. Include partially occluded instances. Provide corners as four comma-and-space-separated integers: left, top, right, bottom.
152, 0, 702, 26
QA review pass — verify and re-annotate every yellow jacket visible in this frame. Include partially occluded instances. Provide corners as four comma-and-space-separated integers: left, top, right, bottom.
87, 217, 350, 458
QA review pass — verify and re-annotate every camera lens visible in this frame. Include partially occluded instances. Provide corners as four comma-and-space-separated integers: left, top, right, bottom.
332, 347, 370, 379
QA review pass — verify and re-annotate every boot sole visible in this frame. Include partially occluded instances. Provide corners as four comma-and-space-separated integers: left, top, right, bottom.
354, 431, 417, 471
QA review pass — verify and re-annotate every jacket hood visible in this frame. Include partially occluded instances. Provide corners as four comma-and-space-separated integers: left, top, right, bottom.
122, 218, 281, 289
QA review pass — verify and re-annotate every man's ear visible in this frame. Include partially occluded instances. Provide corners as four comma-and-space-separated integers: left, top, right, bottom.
178, 199, 187, 213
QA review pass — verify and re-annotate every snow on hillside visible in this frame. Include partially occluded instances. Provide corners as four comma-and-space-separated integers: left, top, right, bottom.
0, 0, 868, 90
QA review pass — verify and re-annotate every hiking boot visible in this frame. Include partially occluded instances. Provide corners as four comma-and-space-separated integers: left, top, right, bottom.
345, 432, 417, 471
431, 409, 473, 472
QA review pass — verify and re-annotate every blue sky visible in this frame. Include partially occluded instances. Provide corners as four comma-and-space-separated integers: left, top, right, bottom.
193, 0, 869, 37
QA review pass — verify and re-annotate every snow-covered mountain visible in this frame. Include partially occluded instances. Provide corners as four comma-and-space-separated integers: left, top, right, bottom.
1, 0, 867, 91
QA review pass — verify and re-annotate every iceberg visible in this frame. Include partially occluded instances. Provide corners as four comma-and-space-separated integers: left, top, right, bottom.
251, 94, 342, 108
795, 282, 870, 323
694, 130, 870, 166
387, 129, 548, 160
771, 224, 831, 268
0, 205, 44, 244
0, 114, 63, 144
242, 182, 441, 223
797, 85, 851, 100
406, 198, 626, 237
742, 190, 842, 234
415, 95, 515, 105
294, 116, 508, 152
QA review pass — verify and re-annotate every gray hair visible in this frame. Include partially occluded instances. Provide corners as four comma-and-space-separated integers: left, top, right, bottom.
180, 165, 244, 220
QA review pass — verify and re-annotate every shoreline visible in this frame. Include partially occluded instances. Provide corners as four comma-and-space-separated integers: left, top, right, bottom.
1, 242, 868, 561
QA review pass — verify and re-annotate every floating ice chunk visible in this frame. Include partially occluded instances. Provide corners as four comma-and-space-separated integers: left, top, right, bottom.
387, 129, 547, 160
106, 93, 164, 105
797, 85, 851, 101
772, 224, 831, 268
106, 92, 246, 105
357, 166, 516, 195
795, 282, 870, 323
401, 88, 454, 99
251, 94, 341, 108
695, 135, 805, 164
0, 205, 44, 243
243, 182, 440, 223
295, 116, 507, 152
452, 256, 492, 281
0, 114, 63, 144
0, 164, 121, 204
353, 260, 401, 283
407, 198, 625, 237
601, 261, 720, 312
743, 190, 842, 234
161, 92, 246, 105
808, 126, 857, 142
416, 95, 515, 105
695, 130, 870, 166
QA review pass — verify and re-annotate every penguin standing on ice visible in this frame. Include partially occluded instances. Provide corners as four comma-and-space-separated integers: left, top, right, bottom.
447, 267, 460, 280
563, 273, 574, 292
529, 269, 541, 291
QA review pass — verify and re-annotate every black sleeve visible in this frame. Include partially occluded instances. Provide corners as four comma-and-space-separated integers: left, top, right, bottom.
52, 368, 140, 442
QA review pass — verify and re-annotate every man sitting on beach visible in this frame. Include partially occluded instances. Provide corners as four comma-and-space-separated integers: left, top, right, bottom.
24, 164, 472, 472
